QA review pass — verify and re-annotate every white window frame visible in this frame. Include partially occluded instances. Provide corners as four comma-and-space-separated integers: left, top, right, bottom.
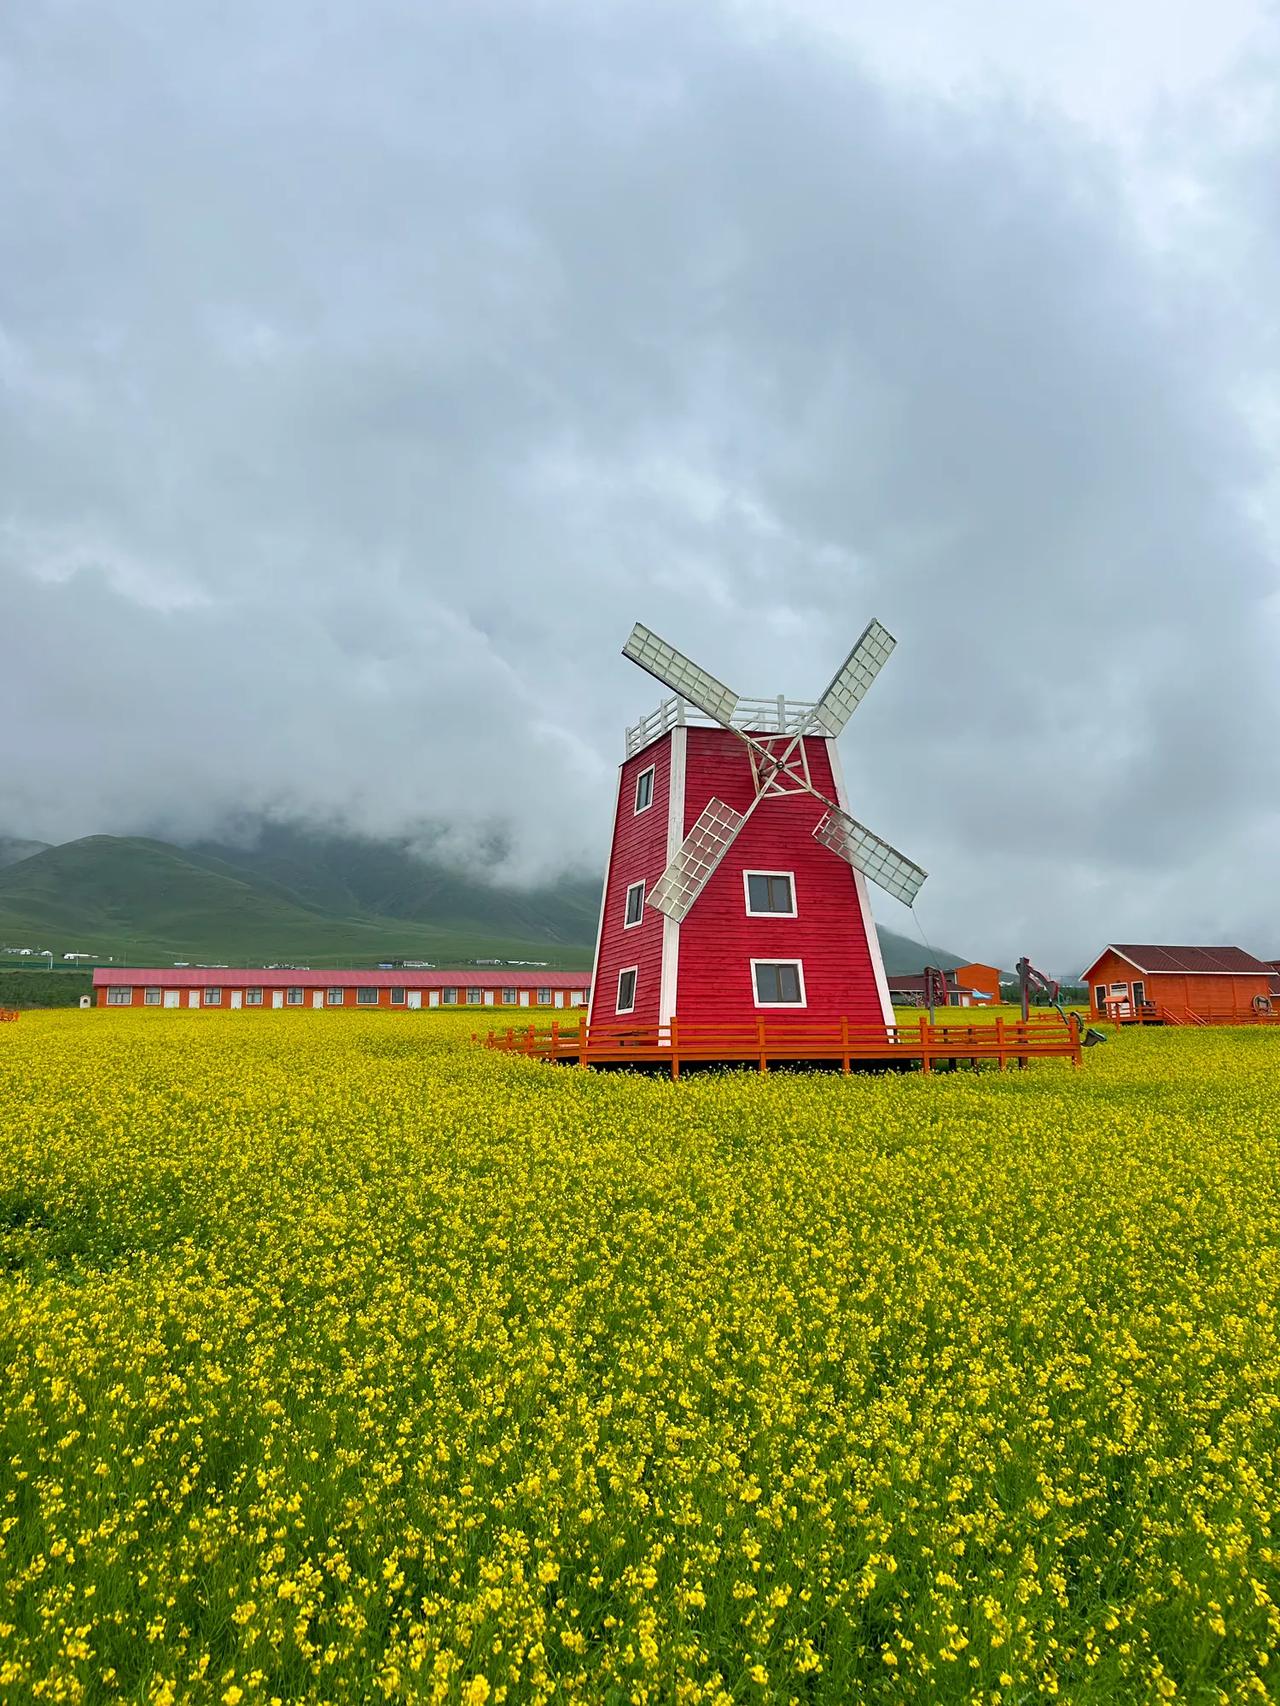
616, 966, 638, 1015
501, 987, 517, 1005
390, 987, 405, 1005
1094, 984, 1107, 1011
107, 985, 132, 1006
356, 987, 379, 1005
743, 870, 798, 917
536, 986, 552, 1005
245, 988, 263, 1006
144, 987, 162, 1006
624, 880, 646, 928
1108, 982, 1129, 996
327, 987, 345, 1006
286, 986, 305, 1006
204, 987, 222, 1005
466, 988, 484, 1005
441, 987, 458, 1004
633, 765, 655, 815
750, 959, 807, 1008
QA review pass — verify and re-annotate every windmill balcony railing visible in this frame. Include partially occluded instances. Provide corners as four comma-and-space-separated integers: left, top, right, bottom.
476, 1015, 1082, 1077
625, 696, 819, 758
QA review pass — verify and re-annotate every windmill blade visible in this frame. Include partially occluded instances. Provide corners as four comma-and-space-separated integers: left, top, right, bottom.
623, 623, 739, 727
647, 797, 749, 921
810, 620, 896, 738
813, 807, 926, 906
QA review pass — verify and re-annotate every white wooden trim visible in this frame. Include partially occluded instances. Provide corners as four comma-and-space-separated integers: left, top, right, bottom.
623, 879, 645, 928
659, 727, 685, 1027
742, 868, 798, 917
827, 738, 894, 1027
750, 958, 807, 1008
587, 763, 624, 1027
616, 965, 639, 1015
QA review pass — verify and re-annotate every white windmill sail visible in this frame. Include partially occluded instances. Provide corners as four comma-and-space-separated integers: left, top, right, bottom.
813, 807, 927, 907
809, 620, 896, 739
622, 624, 739, 726
647, 797, 749, 922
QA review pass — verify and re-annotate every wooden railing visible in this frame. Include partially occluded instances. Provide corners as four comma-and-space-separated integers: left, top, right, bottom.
477, 1015, 1082, 1077
1102, 1000, 1279, 1029
0, 1009, 18, 1023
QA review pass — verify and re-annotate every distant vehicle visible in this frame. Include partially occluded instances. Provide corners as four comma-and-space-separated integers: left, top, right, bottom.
173, 961, 190, 967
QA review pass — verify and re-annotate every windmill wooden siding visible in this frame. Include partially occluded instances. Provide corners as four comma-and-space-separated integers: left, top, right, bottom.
588, 738, 674, 1027
589, 722, 893, 1032
675, 729, 887, 1028
1080, 946, 1273, 1023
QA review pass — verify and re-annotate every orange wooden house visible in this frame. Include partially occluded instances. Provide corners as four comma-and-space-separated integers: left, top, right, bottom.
1080, 945, 1276, 1025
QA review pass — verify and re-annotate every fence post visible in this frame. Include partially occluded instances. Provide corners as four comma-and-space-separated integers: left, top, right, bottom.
526, 1025, 535, 1055
757, 1018, 768, 1075
996, 1015, 1006, 1071
551, 1018, 559, 1059
840, 1014, 850, 1075
578, 1021, 590, 1068
670, 1016, 680, 1081
919, 1015, 931, 1076
507, 1026, 514, 1049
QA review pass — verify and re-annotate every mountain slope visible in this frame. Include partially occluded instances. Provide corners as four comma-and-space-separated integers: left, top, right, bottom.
0, 828, 969, 972
0, 836, 50, 869
193, 823, 600, 945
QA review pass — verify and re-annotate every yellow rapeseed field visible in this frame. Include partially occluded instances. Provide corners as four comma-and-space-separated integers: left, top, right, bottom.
2, 1010, 1279, 1704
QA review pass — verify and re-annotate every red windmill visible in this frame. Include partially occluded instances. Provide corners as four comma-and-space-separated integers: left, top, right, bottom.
589, 620, 927, 1033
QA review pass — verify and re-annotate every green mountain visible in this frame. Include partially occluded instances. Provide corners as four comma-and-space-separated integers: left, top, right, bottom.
0, 826, 968, 972
0, 836, 50, 869
0, 834, 599, 967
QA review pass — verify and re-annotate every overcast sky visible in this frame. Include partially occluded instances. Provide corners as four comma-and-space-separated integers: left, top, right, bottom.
3, 0, 1278, 972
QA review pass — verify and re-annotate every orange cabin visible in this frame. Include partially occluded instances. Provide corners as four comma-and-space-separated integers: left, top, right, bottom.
1080, 945, 1275, 1024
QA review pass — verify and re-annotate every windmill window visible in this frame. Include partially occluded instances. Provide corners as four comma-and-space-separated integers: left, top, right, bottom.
634, 766, 655, 814
616, 967, 638, 1014
501, 987, 517, 1005
144, 987, 163, 1006
744, 872, 796, 916
246, 988, 263, 1006
107, 985, 132, 1005
357, 987, 380, 1005
624, 880, 645, 927
390, 987, 405, 1004
327, 987, 345, 1005
752, 960, 806, 1006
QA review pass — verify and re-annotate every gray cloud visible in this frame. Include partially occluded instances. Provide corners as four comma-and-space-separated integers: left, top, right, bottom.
2, 0, 1277, 970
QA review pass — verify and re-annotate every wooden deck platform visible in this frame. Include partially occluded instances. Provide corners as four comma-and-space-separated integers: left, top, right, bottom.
477, 1016, 1082, 1076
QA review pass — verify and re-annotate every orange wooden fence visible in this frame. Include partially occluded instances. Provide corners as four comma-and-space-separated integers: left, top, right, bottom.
1102, 999, 1280, 1029
477, 1015, 1081, 1077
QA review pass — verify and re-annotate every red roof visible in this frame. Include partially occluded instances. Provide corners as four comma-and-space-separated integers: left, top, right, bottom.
91, 967, 589, 989
1084, 945, 1272, 978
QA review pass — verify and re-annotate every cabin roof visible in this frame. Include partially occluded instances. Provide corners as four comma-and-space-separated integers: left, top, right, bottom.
1084, 944, 1272, 978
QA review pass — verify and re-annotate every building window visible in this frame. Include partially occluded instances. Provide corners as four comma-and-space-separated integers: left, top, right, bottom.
616, 967, 637, 1014
286, 987, 304, 1006
744, 872, 796, 916
357, 987, 379, 1005
501, 987, 517, 1005
246, 988, 263, 1006
327, 987, 344, 1005
571, 990, 586, 1005
634, 765, 655, 814
390, 987, 405, 1004
107, 985, 132, 1005
204, 987, 222, 1005
1109, 982, 1128, 997
536, 987, 552, 1005
467, 988, 484, 1005
144, 987, 162, 1006
752, 960, 805, 1006
624, 880, 645, 927
442, 987, 458, 1004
